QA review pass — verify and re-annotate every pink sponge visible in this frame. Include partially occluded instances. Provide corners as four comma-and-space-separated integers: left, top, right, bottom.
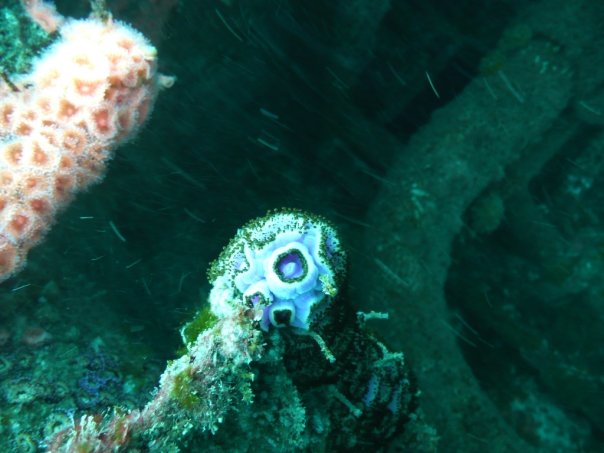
0, 1, 173, 282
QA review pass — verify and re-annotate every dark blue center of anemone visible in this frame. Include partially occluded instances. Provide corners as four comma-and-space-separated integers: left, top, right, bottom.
275, 249, 306, 282
272, 308, 292, 325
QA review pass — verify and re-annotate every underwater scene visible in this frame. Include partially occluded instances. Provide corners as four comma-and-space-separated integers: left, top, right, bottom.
1, 0, 603, 451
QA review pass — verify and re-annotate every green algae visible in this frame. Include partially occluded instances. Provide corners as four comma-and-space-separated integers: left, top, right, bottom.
180, 304, 218, 347
170, 367, 201, 410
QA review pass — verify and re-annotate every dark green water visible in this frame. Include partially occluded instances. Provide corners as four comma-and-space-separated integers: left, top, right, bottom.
1, 0, 603, 451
